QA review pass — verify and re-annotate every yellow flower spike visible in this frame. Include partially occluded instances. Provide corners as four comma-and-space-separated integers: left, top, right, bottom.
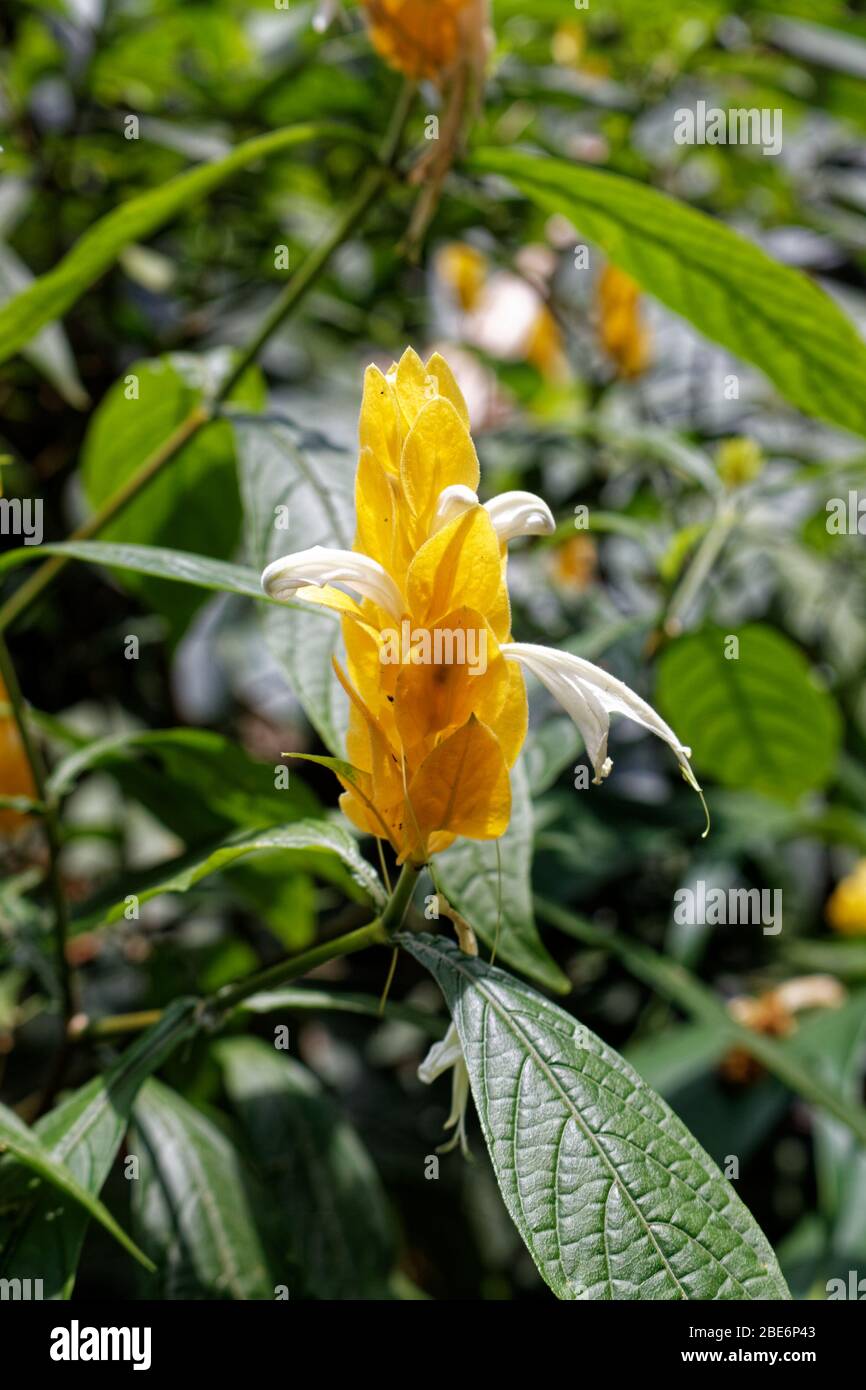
264, 350, 703, 866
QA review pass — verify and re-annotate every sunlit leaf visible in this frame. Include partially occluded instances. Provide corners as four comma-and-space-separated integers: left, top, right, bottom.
472, 149, 866, 438
655, 624, 842, 802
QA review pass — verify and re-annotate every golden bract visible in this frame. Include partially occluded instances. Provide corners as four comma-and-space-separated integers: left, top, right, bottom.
340, 349, 527, 863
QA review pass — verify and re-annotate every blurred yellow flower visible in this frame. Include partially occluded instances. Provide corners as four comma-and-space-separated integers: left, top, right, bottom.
437, 242, 570, 384
717, 437, 764, 489
263, 349, 701, 864
0, 676, 36, 837
826, 860, 866, 935
597, 264, 649, 378
361, 3, 492, 247
436, 242, 487, 313
551, 534, 597, 593
362, 0, 486, 82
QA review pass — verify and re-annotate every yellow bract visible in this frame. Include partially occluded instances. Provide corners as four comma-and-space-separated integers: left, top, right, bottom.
334, 347, 526, 864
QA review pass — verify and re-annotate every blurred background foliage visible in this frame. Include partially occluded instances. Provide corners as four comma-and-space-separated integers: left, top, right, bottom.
1, 0, 866, 1300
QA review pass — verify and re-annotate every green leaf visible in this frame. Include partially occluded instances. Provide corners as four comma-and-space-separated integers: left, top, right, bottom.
471, 148, 866, 439
0, 1000, 197, 1297
0, 241, 88, 408
808, 996, 866, 1260
0, 123, 369, 365
655, 624, 841, 802
239, 985, 443, 1036
129, 1078, 272, 1300
46, 727, 317, 826
435, 758, 569, 994
71, 819, 386, 935
0, 539, 268, 599
537, 896, 866, 1147
216, 1038, 396, 1299
783, 937, 866, 981
524, 717, 583, 797
235, 415, 355, 754
403, 935, 790, 1300
80, 351, 263, 638
0, 1101, 153, 1271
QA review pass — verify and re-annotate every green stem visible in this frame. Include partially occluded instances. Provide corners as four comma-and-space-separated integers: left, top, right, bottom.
210, 920, 388, 1017
77, 863, 422, 1039
0, 633, 73, 1022
662, 503, 737, 638
380, 860, 421, 936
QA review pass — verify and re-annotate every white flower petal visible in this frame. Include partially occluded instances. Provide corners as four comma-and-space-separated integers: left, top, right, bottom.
418, 1021, 463, 1084
501, 641, 707, 828
418, 1022, 472, 1158
432, 484, 479, 534
484, 491, 555, 543
261, 545, 404, 620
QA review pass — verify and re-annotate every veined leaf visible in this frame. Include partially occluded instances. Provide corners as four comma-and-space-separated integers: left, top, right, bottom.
656, 625, 842, 802
129, 1079, 272, 1300
0, 123, 370, 364
403, 934, 790, 1301
71, 819, 386, 935
217, 1038, 396, 1299
0, 1102, 152, 1271
435, 758, 569, 994
471, 148, 866, 439
235, 415, 355, 754
0, 1000, 197, 1298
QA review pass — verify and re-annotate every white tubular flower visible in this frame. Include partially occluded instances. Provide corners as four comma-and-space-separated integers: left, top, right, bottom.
261, 546, 405, 620
432, 484, 479, 534
431, 485, 556, 544
418, 1021, 471, 1158
484, 490, 556, 543
501, 641, 708, 829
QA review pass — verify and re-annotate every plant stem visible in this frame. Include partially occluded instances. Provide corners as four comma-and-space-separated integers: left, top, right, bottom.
76, 862, 422, 1038
0, 82, 415, 636
0, 633, 73, 1022
210, 920, 388, 1017
662, 503, 737, 637
380, 860, 421, 936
